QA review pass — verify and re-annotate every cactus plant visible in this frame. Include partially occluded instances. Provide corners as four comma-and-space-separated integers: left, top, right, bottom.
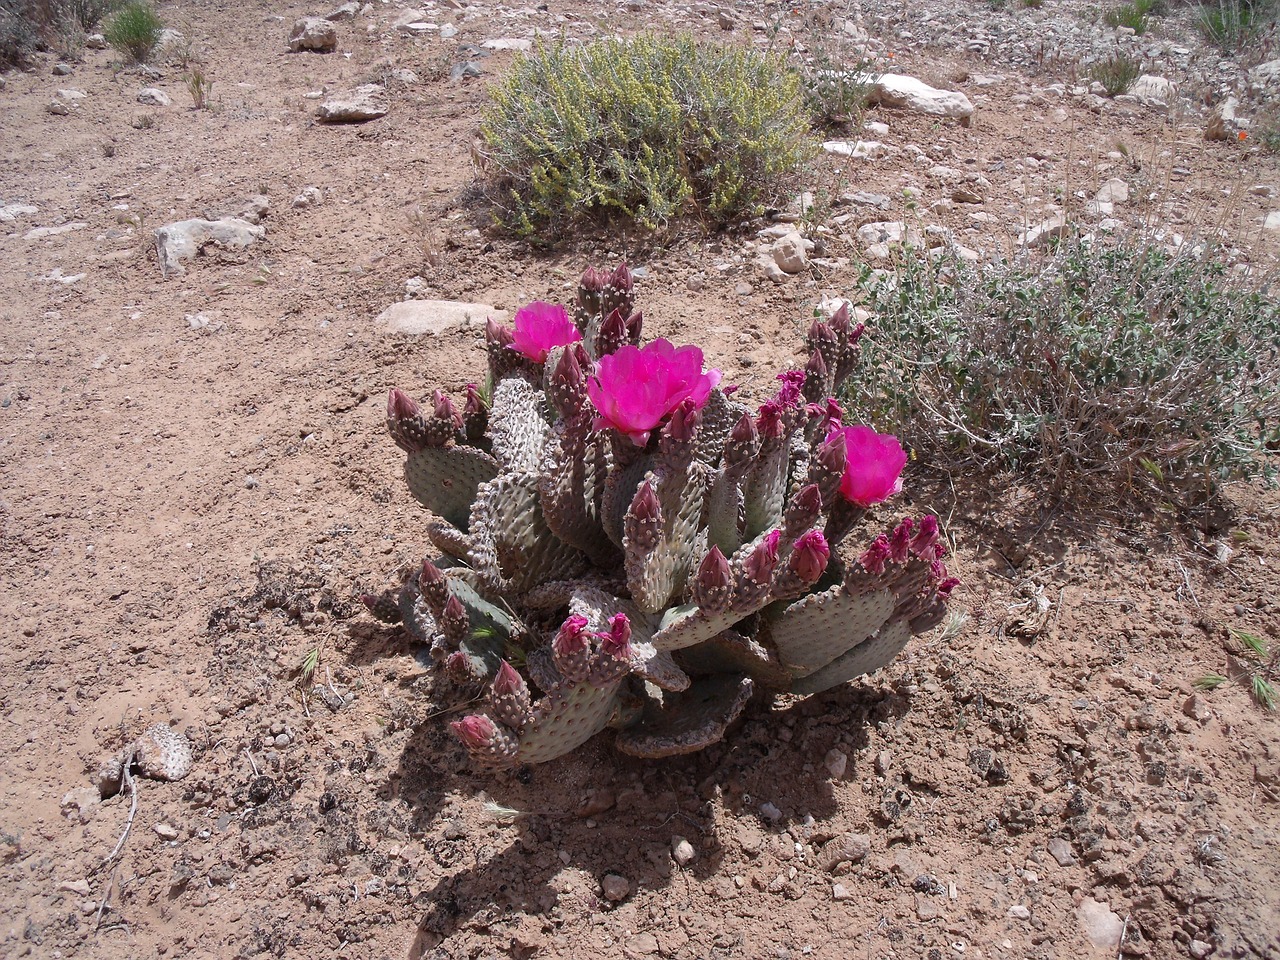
363, 264, 958, 769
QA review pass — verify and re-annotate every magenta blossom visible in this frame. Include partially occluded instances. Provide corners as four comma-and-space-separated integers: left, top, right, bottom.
508, 301, 582, 363
831, 425, 908, 507
587, 339, 721, 446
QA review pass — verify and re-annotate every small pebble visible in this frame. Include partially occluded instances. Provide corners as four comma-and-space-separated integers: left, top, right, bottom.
759, 801, 783, 822
824, 748, 847, 779
1009, 904, 1031, 920
154, 823, 180, 840
672, 836, 696, 867
601, 873, 630, 902
274, 733, 290, 747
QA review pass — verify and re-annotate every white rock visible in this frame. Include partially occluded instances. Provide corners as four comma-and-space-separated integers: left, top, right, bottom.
289, 17, 338, 52
25, 222, 87, 239
1077, 897, 1124, 951
57, 88, 87, 101
1019, 214, 1067, 247
326, 1, 360, 20
824, 748, 847, 778
153, 218, 265, 277
155, 28, 187, 60
871, 73, 974, 122
1264, 211, 1280, 232
863, 120, 889, 136
856, 221, 918, 249
482, 38, 532, 51
292, 186, 324, 209
316, 84, 388, 123
672, 836, 696, 867
439, 23, 458, 39
601, 873, 630, 902
0, 203, 39, 222
1096, 178, 1129, 204
1128, 74, 1176, 108
85, 33, 107, 49
137, 87, 171, 106
1249, 58, 1280, 85
154, 823, 180, 840
772, 231, 808, 274
375, 300, 505, 335
821, 139, 886, 159
1009, 904, 1031, 920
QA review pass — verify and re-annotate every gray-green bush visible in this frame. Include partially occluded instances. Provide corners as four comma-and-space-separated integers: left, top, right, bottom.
842, 237, 1280, 505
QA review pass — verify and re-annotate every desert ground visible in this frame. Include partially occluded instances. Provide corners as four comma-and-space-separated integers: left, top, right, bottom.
2, 0, 1280, 957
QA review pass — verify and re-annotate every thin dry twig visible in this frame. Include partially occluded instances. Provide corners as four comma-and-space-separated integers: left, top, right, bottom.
103, 763, 138, 865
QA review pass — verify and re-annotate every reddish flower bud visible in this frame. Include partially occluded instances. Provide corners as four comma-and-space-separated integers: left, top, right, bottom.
662, 398, 700, 443
550, 341, 587, 415
433, 390, 463, 430
692, 545, 733, 612
858, 534, 891, 575
808, 319, 836, 348
608, 262, 633, 295
491, 660, 532, 729
418, 559, 449, 614
463, 383, 486, 416
743, 529, 782, 584
806, 397, 844, 435
789, 529, 831, 584
829, 301, 850, 335
625, 309, 643, 344
630, 480, 662, 525
387, 388, 431, 452
360, 592, 401, 624
485, 318, 514, 349
805, 348, 828, 380
938, 576, 961, 599
595, 306, 628, 356
451, 714, 496, 750
785, 483, 824, 538
442, 593, 468, 644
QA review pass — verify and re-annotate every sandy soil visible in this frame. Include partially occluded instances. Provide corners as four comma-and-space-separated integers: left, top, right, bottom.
2, 1, 1279, 958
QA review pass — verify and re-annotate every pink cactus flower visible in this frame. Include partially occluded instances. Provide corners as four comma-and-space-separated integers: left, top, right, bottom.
508, 301, 582, 363
553, 614, 592, 658
598, 613, 632, 659
587, 339, 721, 446
831, 425, 908, 507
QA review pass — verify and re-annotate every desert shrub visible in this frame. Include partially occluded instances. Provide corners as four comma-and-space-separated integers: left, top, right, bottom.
479, 35, 813, 239
60, 0, 120, 31
1, 0, 51, 67
802, 59, 877, 129
1104, 0, 1160, 31
103, 0, 159, 63
842, 238, 1280, 505
1198, 0, 1279, 50
1089, 52, 1142, 95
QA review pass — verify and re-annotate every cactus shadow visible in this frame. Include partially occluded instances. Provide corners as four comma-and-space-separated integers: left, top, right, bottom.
402, 682, 907, 958
343, 620, 419, 668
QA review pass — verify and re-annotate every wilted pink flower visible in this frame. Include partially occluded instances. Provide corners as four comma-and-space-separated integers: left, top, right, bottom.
599, 613, 632, 659
587, 339, 721, 446
790, 530, 830, 583
776, 369, 806, 408
831, 425, 907, 507
756, 400, 785, 439
508, 301, 582, 363
889, 517, 914, 563
858, 534, 891, 575
806, 397, 844, 434
553, 614, 592, 658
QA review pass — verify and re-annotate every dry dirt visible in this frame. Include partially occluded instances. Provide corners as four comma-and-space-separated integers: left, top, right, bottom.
2, 1, 1280, 959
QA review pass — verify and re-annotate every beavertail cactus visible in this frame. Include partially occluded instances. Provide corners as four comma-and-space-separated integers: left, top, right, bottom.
363, 266, 958, 768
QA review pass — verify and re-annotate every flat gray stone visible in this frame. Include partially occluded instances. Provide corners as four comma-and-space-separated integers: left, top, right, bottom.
137, 87, 171, 106
154, 217, 265, 277
316, 84, 387, 123
375, 300, 506, 335
289, 17, 338, 52
1077, 897, 1125, 950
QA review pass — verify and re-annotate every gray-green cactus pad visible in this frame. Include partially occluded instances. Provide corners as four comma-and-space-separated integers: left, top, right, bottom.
766, 585, 896, 677
790, 618, 912, 696
405, 445, 501, 531
614, 673, 755, 758
469, 472, 585, 593
488, 377, 550, 472
515, 679, 624, 765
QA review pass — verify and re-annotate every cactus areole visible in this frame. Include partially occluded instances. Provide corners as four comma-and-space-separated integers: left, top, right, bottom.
366, 265, 958, 769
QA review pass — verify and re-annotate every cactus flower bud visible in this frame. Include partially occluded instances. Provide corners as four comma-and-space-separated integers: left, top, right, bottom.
692, 545, 733, 613
463, 383, 487, 416
442, 593, 468, 644
550, 341, 587, 416
806, 397, 844, 435
776, 369, 805, 408
433, 390, 463, 430
625, 480, 663, 552
858, 534, 892, 575
789, 529, 830, 584
595, 306, 628, 357
889, 518, 914, 563
485, 318, 514, 349
808, 319, 836, 349
387, 388, 432, 452
451, 714, 496, 750
662, 398, 700, 444
625, 309, 643, 344
359, 592, 401, 624
725, 412, 761, 469
829, 301, 850, 335
418, 559, 449, 615
491, 660, 532, 730
743, 529, 782, 585
608, 262, 633, 296
938, 576, 961, 599
784, 483, 824, 539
